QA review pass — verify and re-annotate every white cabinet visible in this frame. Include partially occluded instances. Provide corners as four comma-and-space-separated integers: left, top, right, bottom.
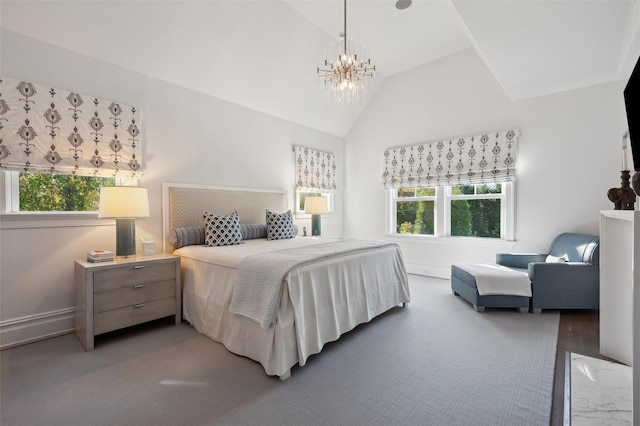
599, 210, 640, 424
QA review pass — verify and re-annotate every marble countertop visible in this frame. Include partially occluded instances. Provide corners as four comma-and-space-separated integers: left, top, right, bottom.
569, 353, 632, 425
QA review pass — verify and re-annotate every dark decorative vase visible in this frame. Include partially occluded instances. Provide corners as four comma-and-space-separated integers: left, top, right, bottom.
632, 170, 640, 198
607, 170, 636, 210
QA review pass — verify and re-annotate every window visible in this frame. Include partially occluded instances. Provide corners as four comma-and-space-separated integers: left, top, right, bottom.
382, 129, 519, 241
389, 182, 514, 240
394, 188, 436, 235
0, 76, 143, 216
295, 191, 334, 215
292, 145, 336, 215
3, 171, 117, 213
447, 184, 504, 238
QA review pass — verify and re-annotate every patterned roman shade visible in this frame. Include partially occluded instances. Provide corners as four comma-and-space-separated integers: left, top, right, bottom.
0, 75, 142, 177
382, 130, 519, 188
293, 145, 336, 192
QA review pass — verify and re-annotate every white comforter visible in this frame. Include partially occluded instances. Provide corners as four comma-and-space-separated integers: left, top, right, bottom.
175, 237, 410, 379
230, 239, 400, 328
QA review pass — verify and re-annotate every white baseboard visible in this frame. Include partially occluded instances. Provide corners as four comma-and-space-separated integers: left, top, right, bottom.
404, 262, 450, 279
0, 307, 75, 350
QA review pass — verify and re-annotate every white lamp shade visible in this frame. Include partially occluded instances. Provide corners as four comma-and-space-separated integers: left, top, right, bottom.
304, 196, 328, 214
98, 186, 150, 218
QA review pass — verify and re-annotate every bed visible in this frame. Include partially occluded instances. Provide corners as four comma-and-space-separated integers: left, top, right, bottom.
162, 183, 410, 380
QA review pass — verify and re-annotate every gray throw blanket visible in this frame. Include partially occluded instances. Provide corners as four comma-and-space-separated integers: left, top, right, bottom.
229, 239, 396, 328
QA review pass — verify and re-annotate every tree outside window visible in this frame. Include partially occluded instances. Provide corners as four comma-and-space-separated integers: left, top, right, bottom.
392, 183, 508, 239
296, 191, 333, 214
395, 188, 435, 235
450, 184, 502, 238
17, 173, 115, 212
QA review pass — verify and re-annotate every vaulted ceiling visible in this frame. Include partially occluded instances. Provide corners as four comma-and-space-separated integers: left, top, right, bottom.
1, 1, 636, 137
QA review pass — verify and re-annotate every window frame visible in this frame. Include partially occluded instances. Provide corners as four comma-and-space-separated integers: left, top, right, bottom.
392, 187, 438, 236
1, 171, 129, 216
294, 191, 335, 216
387, 182, 515, 241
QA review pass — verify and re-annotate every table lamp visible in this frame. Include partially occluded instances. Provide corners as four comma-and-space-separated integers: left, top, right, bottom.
304, 196, 328, 236
98, 186, 150, 256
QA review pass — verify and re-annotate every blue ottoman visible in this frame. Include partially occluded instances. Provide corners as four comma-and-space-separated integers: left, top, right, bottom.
451, 264, 530, 313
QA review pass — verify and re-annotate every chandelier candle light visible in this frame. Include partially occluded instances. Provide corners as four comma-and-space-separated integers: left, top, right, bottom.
607, 132, 636, 210
317, 0, 375, 103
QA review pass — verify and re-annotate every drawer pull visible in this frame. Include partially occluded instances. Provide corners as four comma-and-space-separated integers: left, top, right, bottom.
133, 303, 145, 309
133, 284, 145, 289
133, 265, 145, 270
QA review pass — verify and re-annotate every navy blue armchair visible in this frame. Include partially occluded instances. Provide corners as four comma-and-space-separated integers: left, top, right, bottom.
496, 233, 600, 313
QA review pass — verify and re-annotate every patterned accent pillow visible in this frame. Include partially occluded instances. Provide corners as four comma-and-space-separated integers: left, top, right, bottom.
240, 223, 268, 240
203, 211, 243, 247
169, 226, 205, 249
266, 209, 296, 240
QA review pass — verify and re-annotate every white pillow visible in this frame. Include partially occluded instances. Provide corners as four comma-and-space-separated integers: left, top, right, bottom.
545, 254, 568, 263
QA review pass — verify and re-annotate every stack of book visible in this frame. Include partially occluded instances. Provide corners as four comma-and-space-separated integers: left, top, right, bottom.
87, 250, 115, 263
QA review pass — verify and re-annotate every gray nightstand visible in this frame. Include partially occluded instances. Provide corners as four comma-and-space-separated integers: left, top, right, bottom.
74, 254, 181, 351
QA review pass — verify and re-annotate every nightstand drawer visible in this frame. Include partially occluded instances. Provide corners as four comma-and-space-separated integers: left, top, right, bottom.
94, 262, 176, 292
94, 297, 177, 335
94, 279, 176, 313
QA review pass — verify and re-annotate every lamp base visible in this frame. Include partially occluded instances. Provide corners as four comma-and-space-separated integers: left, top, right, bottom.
311, 214, 322, 236
115, 218, 136, 257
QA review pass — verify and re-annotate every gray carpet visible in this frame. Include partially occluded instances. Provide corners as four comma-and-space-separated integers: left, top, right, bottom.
1, 275, 559, 426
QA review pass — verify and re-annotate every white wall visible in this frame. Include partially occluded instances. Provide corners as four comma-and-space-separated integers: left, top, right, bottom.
1, 32, 636, 348
345, 48, 628, 278
0, 30, 344, 348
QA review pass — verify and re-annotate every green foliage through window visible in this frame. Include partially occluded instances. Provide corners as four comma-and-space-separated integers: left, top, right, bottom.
450, 184, 502, 238
298, 192, 322, 212
394, 184, 503, 238
396, 200, 434, 235
451, 199, 501, 238
18, 173, 115, 212
397, 188, 435, 198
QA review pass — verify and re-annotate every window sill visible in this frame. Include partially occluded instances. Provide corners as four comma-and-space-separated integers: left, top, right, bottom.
385, 233, 516, 249
294, 212, 335, 218
0, 212, 113, 229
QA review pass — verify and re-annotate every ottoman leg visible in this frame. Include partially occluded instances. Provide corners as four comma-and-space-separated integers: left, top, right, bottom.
518, 307, 528, 313
473, 305, 485, 312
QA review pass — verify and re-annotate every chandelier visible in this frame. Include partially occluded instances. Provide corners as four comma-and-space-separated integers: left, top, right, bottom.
317, 0, 376, 103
